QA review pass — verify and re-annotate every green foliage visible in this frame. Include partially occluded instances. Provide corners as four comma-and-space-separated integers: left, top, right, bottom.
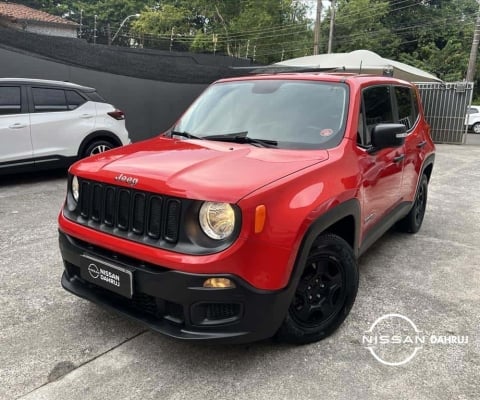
332, 0, 399, 57
132, 5, 190, 36
11, 0, 480, 98
132, 0, 313, 63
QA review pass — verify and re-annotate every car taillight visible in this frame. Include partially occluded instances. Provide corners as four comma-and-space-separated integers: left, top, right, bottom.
107, 109, 125, 120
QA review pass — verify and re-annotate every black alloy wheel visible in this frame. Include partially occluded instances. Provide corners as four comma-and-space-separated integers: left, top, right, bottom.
276, 233, 359, 344
290, 253, 346, 328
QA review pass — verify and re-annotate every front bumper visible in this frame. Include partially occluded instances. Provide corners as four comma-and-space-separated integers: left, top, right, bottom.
59, 231, 293, 343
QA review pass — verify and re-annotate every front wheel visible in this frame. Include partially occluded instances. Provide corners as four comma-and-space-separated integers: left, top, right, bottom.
276, 233, 359, 344
473, 123, 480, 134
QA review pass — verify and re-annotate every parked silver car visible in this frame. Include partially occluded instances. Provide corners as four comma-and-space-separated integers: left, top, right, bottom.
0, 78, 130, 174
466, 105, 480, 133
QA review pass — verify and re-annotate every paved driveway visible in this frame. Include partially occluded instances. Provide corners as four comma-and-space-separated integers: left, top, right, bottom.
1, 144, 479, 400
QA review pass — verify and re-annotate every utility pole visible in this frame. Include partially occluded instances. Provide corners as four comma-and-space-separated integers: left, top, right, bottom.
79, 9, 83, 38
313, 0, 323, 55
466, 0, 480, 82
93, 15, 97, 45
212, 33, 218, 55
327, 0, 336, 54
170, 27, 175, 52
107, 23, 111, 45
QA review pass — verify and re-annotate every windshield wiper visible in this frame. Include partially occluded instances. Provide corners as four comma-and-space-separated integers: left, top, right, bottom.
203, 132, 277, 148
170, 130, 203, 140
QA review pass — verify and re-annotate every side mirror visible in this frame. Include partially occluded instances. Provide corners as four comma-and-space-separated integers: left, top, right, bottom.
370, 123, 407, 150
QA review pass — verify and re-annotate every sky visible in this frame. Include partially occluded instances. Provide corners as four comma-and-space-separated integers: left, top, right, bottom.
303, 0, 332, 20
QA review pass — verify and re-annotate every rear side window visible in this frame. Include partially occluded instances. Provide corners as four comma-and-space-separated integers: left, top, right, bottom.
395, 86, 418, 131
85, 91, 106, 103
33, 88, 68, 112
66, 90, 86, 110
0, 86, 21, 115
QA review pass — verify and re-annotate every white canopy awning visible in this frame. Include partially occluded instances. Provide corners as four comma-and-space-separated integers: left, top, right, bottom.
276, 50, 442, 83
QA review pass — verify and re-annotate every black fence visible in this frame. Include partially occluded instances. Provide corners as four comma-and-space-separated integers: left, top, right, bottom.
0, 28, 255, 141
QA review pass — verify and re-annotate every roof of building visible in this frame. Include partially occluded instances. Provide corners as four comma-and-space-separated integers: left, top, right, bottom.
0, 2, 78, 26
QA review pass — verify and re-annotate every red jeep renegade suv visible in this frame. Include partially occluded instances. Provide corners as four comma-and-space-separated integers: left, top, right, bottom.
58, 73, 435, 344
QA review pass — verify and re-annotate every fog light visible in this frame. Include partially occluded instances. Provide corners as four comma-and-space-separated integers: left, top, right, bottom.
203, 278, 236, 289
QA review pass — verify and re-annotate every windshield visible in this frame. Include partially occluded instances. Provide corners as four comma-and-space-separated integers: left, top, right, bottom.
173, 79, 349, 150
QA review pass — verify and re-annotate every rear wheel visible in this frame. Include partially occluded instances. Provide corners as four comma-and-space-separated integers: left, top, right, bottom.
397, 174, 428, 233
276, 233, 359, 344
473, 123, 480, 134
83, 139, 115, 158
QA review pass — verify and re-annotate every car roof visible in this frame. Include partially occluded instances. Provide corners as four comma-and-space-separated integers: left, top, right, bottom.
216, 72, 413, 87
0, 78, 95, 92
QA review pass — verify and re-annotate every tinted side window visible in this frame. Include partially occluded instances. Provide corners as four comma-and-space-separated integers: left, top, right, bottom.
412, 88, 420, 120
395, 86, 416, 131
33, 88, 68, 112
85, 91, 105, 103
467, 107, 479, 114
362, 86, 394, 145
0, 86, 21, 115
66, 90, 86, 110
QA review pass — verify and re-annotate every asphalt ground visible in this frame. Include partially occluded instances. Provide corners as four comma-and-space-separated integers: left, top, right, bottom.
0, 143, 479, 400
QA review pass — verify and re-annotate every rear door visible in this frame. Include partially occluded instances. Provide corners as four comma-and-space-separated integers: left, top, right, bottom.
29, 87, 96, 161
397, 86, 429, 201
0, 85, 32, 168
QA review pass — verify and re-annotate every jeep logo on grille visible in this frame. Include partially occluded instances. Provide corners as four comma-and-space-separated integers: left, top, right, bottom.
114, 173, 139, 186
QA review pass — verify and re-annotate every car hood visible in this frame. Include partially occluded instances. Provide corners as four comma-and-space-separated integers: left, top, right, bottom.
71, 137, 329, 203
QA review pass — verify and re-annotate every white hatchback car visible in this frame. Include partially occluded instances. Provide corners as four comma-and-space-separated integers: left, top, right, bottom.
0, 78, 130, 175
466, 105, 480, 133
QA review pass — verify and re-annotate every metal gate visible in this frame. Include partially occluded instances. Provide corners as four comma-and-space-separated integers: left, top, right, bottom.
415, 82, 474, 144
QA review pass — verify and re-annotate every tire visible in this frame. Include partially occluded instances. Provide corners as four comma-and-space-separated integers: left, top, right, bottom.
275, 233, 359, 344
397, 174, 428, 233
82, 139, 115, 158
473, 123, 480, 134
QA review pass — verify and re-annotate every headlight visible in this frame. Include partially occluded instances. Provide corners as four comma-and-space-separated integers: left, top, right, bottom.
199, 202, 235, 240
71, 175, 79, 202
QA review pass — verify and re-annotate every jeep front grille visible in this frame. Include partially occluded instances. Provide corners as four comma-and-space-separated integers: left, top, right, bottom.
73, 179, 182, 245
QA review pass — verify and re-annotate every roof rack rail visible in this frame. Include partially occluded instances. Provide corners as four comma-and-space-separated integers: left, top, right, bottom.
230, 65, 334, 74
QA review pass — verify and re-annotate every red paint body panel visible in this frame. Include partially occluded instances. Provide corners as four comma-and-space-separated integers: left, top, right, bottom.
70, 137, 328, 203
59, 73, 435, 291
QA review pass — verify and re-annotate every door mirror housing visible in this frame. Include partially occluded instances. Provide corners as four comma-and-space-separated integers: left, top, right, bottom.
370, 123, 407, 150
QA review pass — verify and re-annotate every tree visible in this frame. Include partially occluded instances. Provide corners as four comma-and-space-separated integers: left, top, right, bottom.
129, 0, 312, 62
330, 0, 398, 57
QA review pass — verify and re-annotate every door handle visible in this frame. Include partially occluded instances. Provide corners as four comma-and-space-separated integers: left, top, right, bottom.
416, 141, 427, 149
8, 123, 27, 129
80, 114, 94, 119
394, 154, 405, 163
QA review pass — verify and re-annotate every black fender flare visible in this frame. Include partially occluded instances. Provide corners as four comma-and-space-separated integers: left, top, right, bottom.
287, 198, 361, 292
421, 153, 435, 182
77, 131, 122, 158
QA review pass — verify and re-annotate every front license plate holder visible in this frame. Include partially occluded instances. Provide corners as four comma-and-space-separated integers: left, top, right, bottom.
79, 254, 134, 298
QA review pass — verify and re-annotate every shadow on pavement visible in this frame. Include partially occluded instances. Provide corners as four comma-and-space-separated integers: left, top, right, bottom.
0, 168, 68, 187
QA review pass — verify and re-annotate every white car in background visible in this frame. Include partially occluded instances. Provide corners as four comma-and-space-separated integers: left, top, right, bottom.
466, 105, 480, 133
0, 78, 130, 175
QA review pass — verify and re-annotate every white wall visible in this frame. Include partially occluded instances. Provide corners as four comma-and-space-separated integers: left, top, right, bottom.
0, 19, 77, 38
